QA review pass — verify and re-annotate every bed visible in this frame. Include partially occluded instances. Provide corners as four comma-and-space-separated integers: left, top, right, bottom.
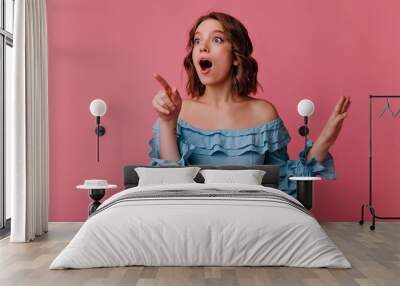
50, 164, 351, 269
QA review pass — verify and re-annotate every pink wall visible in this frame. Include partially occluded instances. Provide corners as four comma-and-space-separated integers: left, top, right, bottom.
47, 0, 400, 222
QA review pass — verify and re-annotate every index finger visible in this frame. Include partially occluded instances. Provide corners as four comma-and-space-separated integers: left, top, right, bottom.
153, 73, 172, 94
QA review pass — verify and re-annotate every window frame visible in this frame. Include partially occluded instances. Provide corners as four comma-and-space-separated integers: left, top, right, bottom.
0, 0, 14, 232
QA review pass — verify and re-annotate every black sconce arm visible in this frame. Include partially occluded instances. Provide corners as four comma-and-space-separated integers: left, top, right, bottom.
95, 116, 106, 162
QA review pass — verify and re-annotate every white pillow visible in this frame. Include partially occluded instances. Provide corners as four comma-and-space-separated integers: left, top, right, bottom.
200, 169, 266, 185
135, 167, 201, 186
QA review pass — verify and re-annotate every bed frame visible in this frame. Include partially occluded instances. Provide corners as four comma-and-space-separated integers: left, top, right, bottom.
123, 165, 312, 209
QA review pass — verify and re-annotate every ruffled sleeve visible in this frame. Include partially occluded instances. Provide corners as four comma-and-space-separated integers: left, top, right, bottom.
265, 138, 336, 197
148, 119, 196, 166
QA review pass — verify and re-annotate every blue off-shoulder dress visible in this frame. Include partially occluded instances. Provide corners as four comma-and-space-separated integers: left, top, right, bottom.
148, 117, 336, 197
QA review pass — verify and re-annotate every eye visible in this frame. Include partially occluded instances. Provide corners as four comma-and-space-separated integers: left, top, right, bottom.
193, 38, 200, 45
213, 36, 224, 44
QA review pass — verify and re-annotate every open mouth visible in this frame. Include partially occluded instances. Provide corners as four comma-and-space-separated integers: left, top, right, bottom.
199, 59, 213, 71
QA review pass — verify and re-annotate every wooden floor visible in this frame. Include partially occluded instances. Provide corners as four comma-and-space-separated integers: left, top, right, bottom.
0, 222, 399, 286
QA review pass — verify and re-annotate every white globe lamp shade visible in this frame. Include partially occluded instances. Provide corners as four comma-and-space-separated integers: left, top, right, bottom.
297, 99, 315, 117
90, 99, 107, 117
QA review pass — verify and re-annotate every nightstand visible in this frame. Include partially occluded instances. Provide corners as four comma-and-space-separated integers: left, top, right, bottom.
289, 176, 321, 210
77, 179, 117, 215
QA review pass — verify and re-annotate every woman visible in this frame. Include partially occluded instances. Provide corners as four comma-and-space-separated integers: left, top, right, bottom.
149, 11, 351, 196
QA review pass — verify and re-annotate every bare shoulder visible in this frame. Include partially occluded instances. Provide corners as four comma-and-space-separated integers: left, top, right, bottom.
179, 98, 197, 121
249, 98, 279, 123
181, 99, 191, 110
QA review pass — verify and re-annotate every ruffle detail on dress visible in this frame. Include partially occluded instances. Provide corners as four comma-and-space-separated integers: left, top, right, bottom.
177, 117, 291, 157
298, 139, 336, 179
148, 120, 196, 166
279, 139, 336, 197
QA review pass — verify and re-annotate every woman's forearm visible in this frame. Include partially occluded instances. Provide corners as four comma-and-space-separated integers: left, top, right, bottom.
306, 136, 331, 164
159, 119, 180, 161
306, 96, 350, 164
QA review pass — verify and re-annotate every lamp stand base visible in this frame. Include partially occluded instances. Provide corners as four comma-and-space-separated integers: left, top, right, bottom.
88, 189, 105, 215
297, 181, 313, 210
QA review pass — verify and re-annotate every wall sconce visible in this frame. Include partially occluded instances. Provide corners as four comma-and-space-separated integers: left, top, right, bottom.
89, 99, 107, 162
297, 99, 315, 151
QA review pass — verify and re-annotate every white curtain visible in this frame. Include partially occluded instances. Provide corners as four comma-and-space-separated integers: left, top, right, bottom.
8, 0, 49, 242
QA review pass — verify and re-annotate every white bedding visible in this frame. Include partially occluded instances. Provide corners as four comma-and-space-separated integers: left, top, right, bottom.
50, 183, 351, 269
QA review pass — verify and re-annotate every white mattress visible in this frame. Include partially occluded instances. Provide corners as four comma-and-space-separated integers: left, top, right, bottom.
50, 183, 351, 269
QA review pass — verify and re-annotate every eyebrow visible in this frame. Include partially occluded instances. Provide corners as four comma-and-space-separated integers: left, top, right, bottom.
194, 30, 225, 36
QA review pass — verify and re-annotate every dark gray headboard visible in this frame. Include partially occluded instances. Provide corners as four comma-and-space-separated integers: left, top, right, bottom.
124, 165, 280, 189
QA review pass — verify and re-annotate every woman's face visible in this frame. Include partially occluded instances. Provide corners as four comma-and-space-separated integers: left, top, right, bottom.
192, 19, 236, 86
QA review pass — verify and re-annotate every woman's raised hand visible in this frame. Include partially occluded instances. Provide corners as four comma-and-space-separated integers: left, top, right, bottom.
319, 96, 351, 146
305, 96, 351, 163
152, 73, 182, 123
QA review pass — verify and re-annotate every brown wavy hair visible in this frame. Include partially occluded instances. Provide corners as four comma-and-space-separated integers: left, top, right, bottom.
183, 11, 261, 98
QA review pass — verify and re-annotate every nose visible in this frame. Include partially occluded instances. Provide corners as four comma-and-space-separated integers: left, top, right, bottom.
199, 41, 209, 53
200, 46, 209, 53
